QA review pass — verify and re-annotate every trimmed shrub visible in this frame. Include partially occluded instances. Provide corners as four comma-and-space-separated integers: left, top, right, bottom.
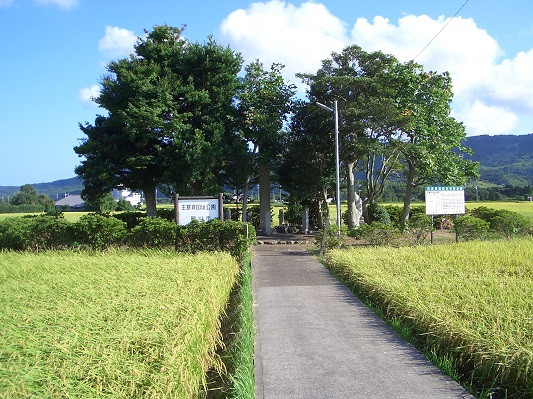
454, 215, 490, 241
156, 208, 175, 221
175, 219, 255, 259
112, 211, 147, 229
26, 215, 72, 250
491, 210, 532, 238
350, 222, 401, 246
0, 217, 33, 250
72, 214, 127, 250
471, 207, 532, 238
126, 217, 177, 249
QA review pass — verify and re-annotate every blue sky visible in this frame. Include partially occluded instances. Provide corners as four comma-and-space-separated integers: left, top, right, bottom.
1, 0, 532, 186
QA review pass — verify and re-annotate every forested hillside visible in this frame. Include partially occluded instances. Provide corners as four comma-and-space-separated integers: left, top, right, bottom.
0, 177, 82, 200
465, 134, 533, 185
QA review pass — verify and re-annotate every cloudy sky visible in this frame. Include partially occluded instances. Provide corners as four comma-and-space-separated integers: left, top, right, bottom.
1, 0, 532, 186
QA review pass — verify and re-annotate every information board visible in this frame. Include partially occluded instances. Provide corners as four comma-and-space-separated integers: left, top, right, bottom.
178, 198, 220, 225
425, 186, 465, 215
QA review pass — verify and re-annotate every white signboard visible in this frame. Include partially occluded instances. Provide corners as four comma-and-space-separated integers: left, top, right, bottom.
425, 186, 465, 215
178, 198, 219, 225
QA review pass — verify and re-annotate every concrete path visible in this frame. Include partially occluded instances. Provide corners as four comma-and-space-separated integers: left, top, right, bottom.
252, 244, 474, 399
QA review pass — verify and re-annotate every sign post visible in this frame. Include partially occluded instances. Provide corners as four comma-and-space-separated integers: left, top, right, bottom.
425, 186, 465, 244
174, 194, 224, 225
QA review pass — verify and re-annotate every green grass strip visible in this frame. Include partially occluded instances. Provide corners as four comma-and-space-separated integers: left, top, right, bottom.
325, 238, 533, 398
226, 252, 254, 399
0, 249, 239, 398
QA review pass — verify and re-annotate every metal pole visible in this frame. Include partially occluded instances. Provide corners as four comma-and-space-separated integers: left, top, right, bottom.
334, 100, 341, 238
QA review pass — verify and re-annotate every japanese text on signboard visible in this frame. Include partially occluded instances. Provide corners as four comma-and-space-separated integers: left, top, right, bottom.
178, 199, 219, 225
425, 186, 465, 215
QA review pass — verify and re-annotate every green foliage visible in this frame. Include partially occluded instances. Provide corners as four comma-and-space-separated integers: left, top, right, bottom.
112, 211, 146, 229
284, 199, 303, 225
405, 212, 432, 243
115, 198, 134, 211
315, 224, 347, 250
176, 219, 255, 259
470, 206, 532, 238
26, 215, 71, 250
72, 214, 127, 250
0, 213, 255, 257
127, 217, 177, 249
491, 210, 532, 238
156, 207, 175, 221
454, 215, 490, 241
0, 217, 32, 250
367, 202, 391, 224
384, 205, 402, 228
349, 222, 401, 246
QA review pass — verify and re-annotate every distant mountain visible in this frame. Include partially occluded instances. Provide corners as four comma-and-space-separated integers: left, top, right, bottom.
465, 134, 533, 186
0, 177, 83, 200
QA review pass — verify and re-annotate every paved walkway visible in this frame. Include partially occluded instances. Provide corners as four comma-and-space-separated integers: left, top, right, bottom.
252, 244, 474, 399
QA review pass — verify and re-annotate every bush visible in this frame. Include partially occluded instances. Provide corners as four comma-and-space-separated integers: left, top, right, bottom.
0, 217, 32, 250
383, 205, 402, 228
316, 224, 347, 250
491, 210, 532, 238
126, 217, 177, 249
72, 214, 127, 250
157, 208, 175, 221
454, 215, 490, 241
26, 215, 72, 250
349, 222, 401, 246
175, 219, 255, 259
405, 212, 432, 243
471, 207, 532, 238
367, 203, 391, 225
112, 211, 147, 229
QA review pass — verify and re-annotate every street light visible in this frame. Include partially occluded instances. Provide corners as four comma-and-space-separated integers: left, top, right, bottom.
316, 100, 341, 237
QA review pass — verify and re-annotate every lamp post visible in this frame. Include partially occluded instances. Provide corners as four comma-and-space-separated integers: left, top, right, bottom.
316, 100, 341, 237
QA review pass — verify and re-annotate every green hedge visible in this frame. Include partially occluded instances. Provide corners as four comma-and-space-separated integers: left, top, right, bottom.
0, 214, 255, 258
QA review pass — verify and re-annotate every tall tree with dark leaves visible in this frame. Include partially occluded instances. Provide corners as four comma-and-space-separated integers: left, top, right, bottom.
238, 61, 295, 231
75, 26, 244, 216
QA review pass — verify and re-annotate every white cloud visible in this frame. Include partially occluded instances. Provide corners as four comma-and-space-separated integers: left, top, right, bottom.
349, 14, 533, 135
98, 26, 137, 59
79, 84, 100, 108
34, 0, 78, 10
220, 0, 347, 87
456, 101, 517, 135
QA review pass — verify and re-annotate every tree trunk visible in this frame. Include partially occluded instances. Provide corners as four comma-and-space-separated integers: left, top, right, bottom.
346, 161, 361, 229
241, 175, 251, 223
258, 161, 271, 233
400, 162, 416, 228
143, 186, 157, 217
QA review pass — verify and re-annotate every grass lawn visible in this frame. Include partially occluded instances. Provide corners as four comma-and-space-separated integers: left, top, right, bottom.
326, 239, 533, 398
0, 250, 239, 398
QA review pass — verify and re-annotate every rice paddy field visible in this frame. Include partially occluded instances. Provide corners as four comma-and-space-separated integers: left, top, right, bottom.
0, 250, 239, 398
326, 239, 533, 398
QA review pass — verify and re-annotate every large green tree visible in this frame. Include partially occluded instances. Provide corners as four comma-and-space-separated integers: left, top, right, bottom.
238, 61, 295, 230
278, 100, 336, 228
393, 62, 479, 226
75, 26, 244, 216
299, 45, 403, 228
